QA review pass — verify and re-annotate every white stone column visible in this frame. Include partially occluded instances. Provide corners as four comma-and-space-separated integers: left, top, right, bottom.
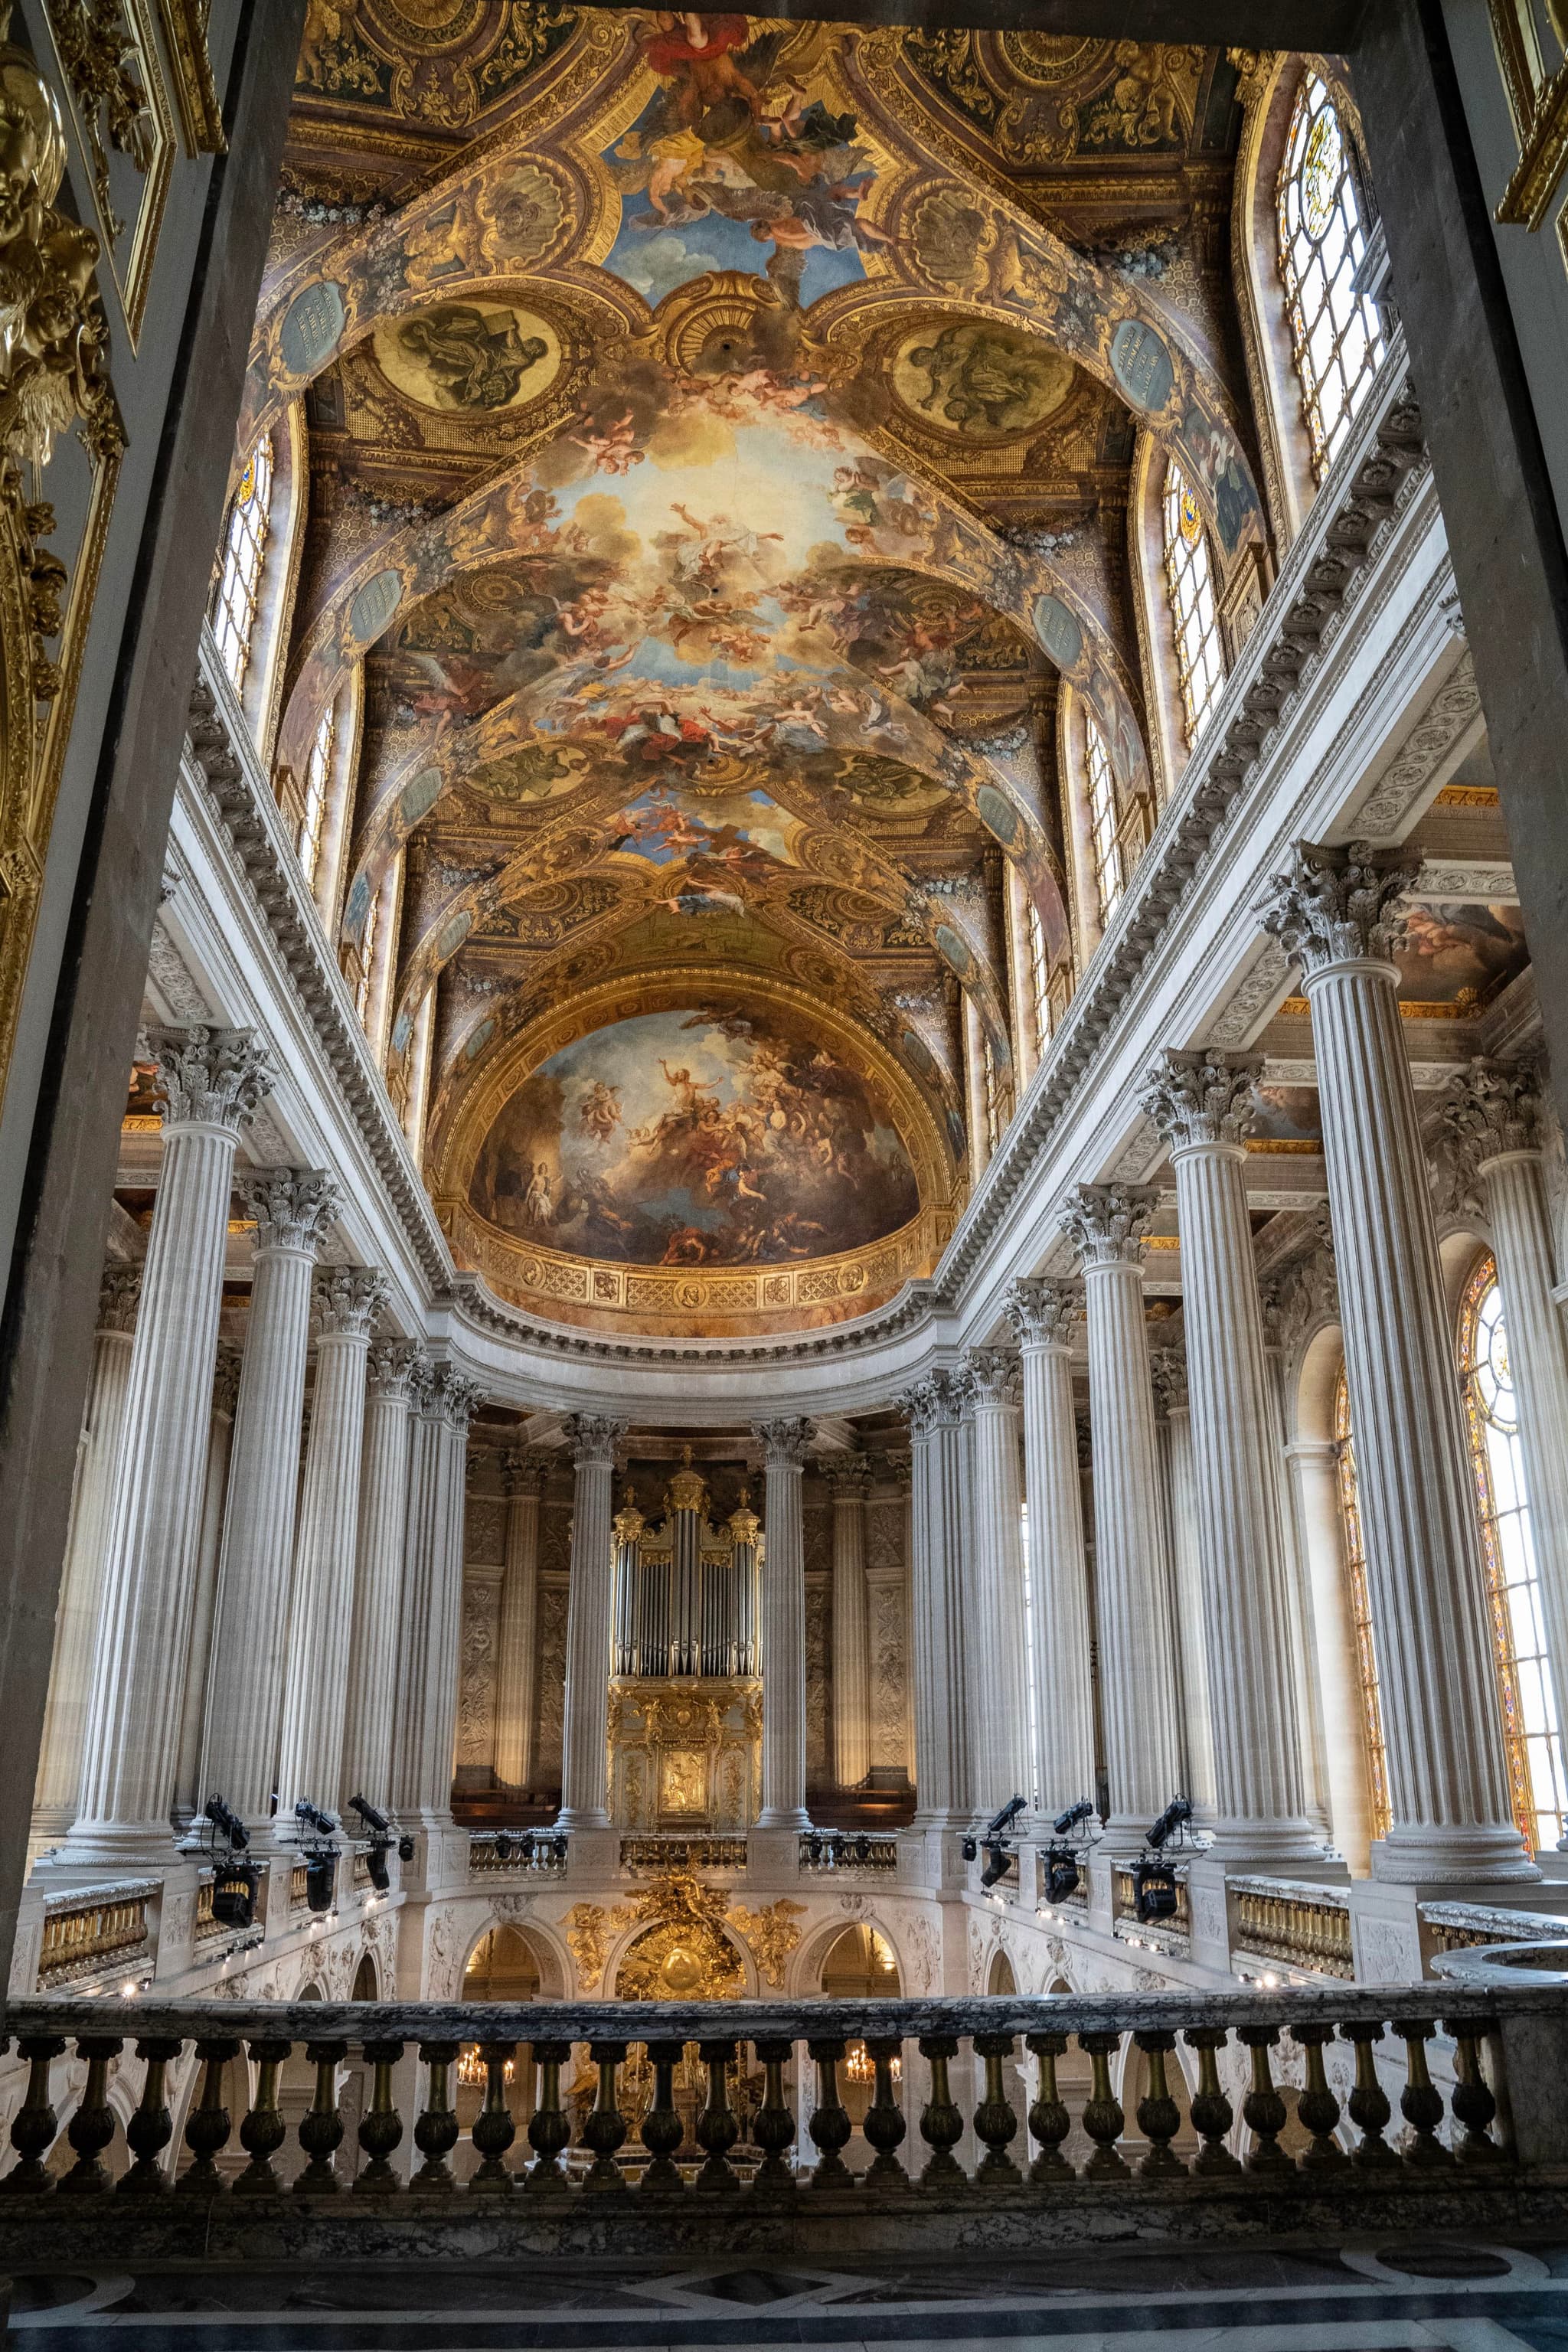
495, 1448, 547, 1793
898, 1376, 970, 1828
174, 1343, 241, 1820
962, 1350, 1031, 1814
275, 1267, 387, 1817
962, 993, 992, 1182
1148, 1348, 1217, 1824
753, 1416, 814, 1831
825, 1458, 871, 1791
424, 1368, 482, 1820
1287, 1435, 1373, 1873
345, 1341, 419, 1811
1259, 1279, 1335, 1846
1444, 1057, 1568, 1848
1061, 1184, 1184, 1853
65, 1027, 275, 1861
1142, 1050, 1321, 1866
1005, 861, 1040, 1093
1007, 1282, 1098, 1825
393, 1357, 442, 1821
202, 1167, 341, 1831
31, 1269, 142, 1847
555, 1413, 626, 1831
1261, 842, 1534, 1881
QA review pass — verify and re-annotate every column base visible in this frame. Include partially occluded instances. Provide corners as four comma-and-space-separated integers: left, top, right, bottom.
1200, 1817, 1343, 1873
1370, 1821, 1540, 1886
46, 1819, 181, 1872
753, 1807, 811, 1830
554, 1806, 611, 1831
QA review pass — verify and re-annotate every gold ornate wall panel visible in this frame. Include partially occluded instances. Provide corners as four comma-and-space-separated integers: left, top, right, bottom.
46, 0, 175, 347
608, 1677, 761, 1832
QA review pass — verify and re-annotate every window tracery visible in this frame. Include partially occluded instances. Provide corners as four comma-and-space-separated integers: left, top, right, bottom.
211, 433, 273, 695
1085, 710, 1122, 923
1333, 1364, 1391, 1841
1459, 1251, 1566, 1855
1276, 72, 1385, 477
1161, 459, 1225, 746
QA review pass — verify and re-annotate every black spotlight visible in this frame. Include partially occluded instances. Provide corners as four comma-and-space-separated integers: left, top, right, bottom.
1145, 1795, 1192, 1851
397, 1834, 416, 1864
365, 1841, 391, 1894
494, 1832, 514, 1863
1053, 1798, 1094, 1837
211, 1859, 260, 1928
959, 1834, 979, 1861
980, 1841, 1014, 1890
295, 1798, 338, 1840
204, 1792, 249, 1850
550, 1835, 568, 1863
854, 1834, 871, 1863
1133, 1858, 1179, 1923
305, 1852, 338, 1914
1044, 1845, 1080, 1904
348, 1794, 391, 1837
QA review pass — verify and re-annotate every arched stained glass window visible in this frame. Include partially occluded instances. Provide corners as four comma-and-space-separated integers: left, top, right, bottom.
298, 701, 335, 887
1085, 710, 1122, 923
1334, 1364, 1391, 1841
211, 433, 274, 694
1277, 73, 1385, 477
1459, 1251, 1566, 1855
1161, 459, 1225, 746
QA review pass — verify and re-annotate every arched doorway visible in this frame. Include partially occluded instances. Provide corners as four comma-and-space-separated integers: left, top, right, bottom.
456, 1925, 544, 2174
820, 1926, 901, 2167
350, 1952, 378, 2001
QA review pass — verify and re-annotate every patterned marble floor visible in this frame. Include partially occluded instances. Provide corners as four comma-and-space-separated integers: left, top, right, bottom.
6, 2237, 1568, 2350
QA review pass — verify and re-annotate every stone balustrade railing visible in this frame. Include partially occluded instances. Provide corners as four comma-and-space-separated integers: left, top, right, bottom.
469, 1833, 568, 1878
34, 1886, 157, 1992
799, 1831, 899, 1873
620, 1837, 747, 1873
1230, 1879, 1354, 1982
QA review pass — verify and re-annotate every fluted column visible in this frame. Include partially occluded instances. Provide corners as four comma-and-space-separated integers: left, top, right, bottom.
66, 1028, 275, 1860
1008, 1281, 1097, 1824
425, 1367, 482, 1819
825, 1458, 872, 1790
1062, 1184, 1184, 1852
275, 1267, 388, 1816
495, 1448, 547, 1793
1259, 1278, 1334, 1845
753, 1416, 814, 1830
1444, 1060, 1568, 1844
555, 1413, 626, 1831
202, 1168, 341, 1830
962, 1349, 1031, 1813
31, 1269, 142, 1847
1142, 1050, 1320, 1865
1261, 841, 1533, 1881
897, 1375, 970, 1828
174, 1343, 241, 1819
341, 1340, 419, 1811
1148, 1348, 1217, 1824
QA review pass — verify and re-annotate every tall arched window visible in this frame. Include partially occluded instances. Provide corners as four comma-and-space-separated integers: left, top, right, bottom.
1026, 896, 1050, 1053
1459, 1251, 1566, 1855
1276, 73, 1385, 477
1161, 459, 1225, 746
211, 433, 274, 694
298, 701, 335, 887
1085, 709, 1122, 923
1333, 1364, 1391, 1841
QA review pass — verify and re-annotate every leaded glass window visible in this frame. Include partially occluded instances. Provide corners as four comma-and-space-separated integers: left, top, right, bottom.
1085, 710, 1122, 923
299, 700, 335, 887
1277, 73, 1385, 476
1334, 1364, 1391, 1841
1161, 459, 1225, 746
1459, 1251, 1566, 1855
1026, 895, 1050, 1054
211, 433, 274, 694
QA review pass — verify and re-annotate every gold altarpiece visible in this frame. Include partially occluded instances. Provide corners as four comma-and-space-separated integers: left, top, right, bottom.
607, 1456, 762, 1833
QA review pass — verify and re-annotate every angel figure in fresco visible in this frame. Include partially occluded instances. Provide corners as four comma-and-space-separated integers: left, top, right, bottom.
578, 1080, 623, 1145
569, 407, 644, 474
632, 15, 778, 131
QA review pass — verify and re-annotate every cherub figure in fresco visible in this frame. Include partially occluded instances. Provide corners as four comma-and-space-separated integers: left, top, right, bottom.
570, 407, 644, 474
632, 14, 773, 129
578, 1080, 623, 1145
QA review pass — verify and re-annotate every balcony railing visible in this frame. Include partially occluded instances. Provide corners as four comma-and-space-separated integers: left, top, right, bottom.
1231, 1879, 1354, 1982
468, 1832, 567, 1877
34, 1884, 155, 1991
620, 1836, 747, 1873
799, 1831, 899, 1873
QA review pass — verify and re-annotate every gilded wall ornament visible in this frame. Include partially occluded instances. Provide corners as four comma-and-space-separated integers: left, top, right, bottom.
727, 1896, 805, 1989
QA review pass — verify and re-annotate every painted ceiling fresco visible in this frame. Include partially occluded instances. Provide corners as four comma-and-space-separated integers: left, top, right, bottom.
267, 4, 1266, 1332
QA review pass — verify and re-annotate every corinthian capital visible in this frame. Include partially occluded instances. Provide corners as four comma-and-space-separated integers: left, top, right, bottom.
237, 1167, 341, 1256
211, 1341, 242, 1419
1148, 1345, 1189, 1416
1004, 1276, 1082, 1349
367, 1339, 419, 1402
564, 1411, 626, 1467
433, 1365, 483, 1432
1441, 1058, 1544, 1182
965, 1345, 1020, 1407
822, 1453, 872, 1501
753, 1415, 814, 1468
1141, 1048, 1261, 1152
1060, 1183, 1158, 1269
1257, 839, 1418, 976
150, 1024, 275, 1133
97, 1264, 142, 1333
313, 1265, 389, 1339
503, 1444, 551, 1498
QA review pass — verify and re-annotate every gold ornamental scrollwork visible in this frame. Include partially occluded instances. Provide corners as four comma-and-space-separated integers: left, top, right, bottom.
727, 1897, 806, 1990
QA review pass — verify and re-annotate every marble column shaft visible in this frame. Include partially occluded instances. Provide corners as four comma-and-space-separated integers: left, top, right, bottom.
495, 1449, 547, 1792
962, 1351, 1031, 1813
202, 1168, 341, 1827
556, 1415, 626, 1831
1062, 1183, 1184, 1851
1007, 1282, 1098, 1823
276, 1267, 387, 1815
1149, 1351, 1217, 1822
1262, 841, 1531, 1881
174, 1343, 241, 1818
1287, 1436, 1373, 1872
394, 1364, 481, 1822
1142, 1050, 1318, 1864
826, 1459, 871, 1790
898, 1375, 970, 1826
345, 1342, 419, 1811
32, 1270, 142, 1844
753, 1416, 814, 1830
69, 1027, 275, 1857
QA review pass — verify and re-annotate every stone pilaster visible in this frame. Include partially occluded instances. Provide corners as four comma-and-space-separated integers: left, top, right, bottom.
556, 1413, 626, 1831
1258, 1264, 1335, 1847
897, 1374, 970, 1829
1060, 1182, 1184, 1853
1142, 1049, 1321, 1866
1148, 1345, 1217, 1825
962, 1348, 1031, 1815
824, 1457, 872, 1790
423, 1367, 482, 1823
1443, 1057, 1568, 1847
31, 1269, 142, 1847
276, 1267, 388, 1817
174, 1341, 241, 1820
1261, 841, 1534, 1881
342, 1341, 420, 1811
1007, 1280, 1098, 1825
495, 1447, 548, 1792
753, 1416, 815, 1830
65, 1027, 275, 1861
202, 1167, 341, 1831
